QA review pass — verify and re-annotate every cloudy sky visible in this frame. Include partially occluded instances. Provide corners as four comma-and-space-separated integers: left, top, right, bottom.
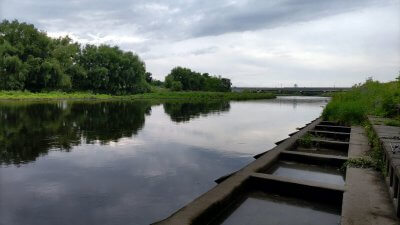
1, 0, 399, 87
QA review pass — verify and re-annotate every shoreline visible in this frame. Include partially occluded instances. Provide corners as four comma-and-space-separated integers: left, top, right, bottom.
0, 91, 276, 101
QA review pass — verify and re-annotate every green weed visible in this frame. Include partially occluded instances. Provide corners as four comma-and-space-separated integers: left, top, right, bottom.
298, 133, 313, 148
322, 79, 400, 125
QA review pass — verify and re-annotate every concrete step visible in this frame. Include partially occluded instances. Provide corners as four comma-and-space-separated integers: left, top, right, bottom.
308, 130, 350, 141
293, 147, 348, 157
309, 138, 350, 150
315, 124, 351, 133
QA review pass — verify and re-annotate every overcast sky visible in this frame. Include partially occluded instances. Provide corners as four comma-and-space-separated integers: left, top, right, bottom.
1, 0, 399, 87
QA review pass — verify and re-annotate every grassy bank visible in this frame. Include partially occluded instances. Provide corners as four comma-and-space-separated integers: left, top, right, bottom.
323, 78, 399, 172
0, 90, 276, 101
322, 79, 400, 125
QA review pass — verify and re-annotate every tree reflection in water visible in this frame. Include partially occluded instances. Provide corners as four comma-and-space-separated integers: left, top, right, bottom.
0, 100, 231, 165
163, 100, 230, 123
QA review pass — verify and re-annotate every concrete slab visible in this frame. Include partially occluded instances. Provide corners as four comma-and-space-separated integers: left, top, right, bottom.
373, 125, 400, 138
369, 117, 400, 133
350, 126, 367, 134
341, 168, 398, 225
341, 126, 398, 225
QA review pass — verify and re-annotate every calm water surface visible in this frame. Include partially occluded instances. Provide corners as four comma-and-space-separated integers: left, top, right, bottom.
0, 96, 328, 225
268, 161, 345, 185
220, 192, 341, 225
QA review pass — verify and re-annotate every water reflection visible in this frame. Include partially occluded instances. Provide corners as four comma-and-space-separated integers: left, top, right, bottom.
163, 101, 230, 123
0, 101, 152, 165
271, 96, 330, 109
0, 97, 329, 225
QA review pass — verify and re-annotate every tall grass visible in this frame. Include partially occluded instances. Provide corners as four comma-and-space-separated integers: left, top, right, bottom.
322, 79, 400, 125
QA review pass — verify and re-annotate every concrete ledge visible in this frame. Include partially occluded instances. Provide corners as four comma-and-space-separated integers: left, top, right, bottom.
281, 150, 348, 160
347, 126, 370, 158
320, 121, 343, 126
341, 126, 398, 225
310, 138, 349, 151
369, 117, 400, 218
292, 146, 348, 157
250, 172, 345, 192
309, 130, 350, 139
315, 124, 351, 133
341, 168, 398, 225
280, 150, 347, 167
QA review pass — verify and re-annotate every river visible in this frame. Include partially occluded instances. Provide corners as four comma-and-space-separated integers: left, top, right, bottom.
0, 96, 329, 225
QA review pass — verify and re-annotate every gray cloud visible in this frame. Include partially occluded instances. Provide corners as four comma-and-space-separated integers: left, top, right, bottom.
1, 0, 399, 86
191, 0, 383, 37
191, 46, 218, 55
1, 0, 385, 40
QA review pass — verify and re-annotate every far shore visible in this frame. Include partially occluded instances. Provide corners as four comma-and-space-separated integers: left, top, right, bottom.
0, 91, 276, 101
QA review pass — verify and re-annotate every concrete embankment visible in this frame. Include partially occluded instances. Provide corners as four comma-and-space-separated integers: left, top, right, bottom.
369, 117, 400, 220
341, 126, 398, 225
152, 118, 399, 225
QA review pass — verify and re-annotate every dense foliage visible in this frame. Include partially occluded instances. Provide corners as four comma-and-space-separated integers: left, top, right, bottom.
165, 67, 231, 92
322, 78, 400, 124
0, 20, 234, 94
0, 20, 149, 94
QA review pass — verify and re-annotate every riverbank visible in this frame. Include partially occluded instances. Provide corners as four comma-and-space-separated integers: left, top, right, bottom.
0, 91, 276, 101
322, 79, 399, 173
322, 79, 400, 125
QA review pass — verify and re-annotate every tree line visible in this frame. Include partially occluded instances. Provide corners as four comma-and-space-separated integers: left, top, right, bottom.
0, 20, 232, 94
165, 67, 231, 92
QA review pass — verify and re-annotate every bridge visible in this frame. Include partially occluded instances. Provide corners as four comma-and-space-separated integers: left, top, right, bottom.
232, 87, 351, 95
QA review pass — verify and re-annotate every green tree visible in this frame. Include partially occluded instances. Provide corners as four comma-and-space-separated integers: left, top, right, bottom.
0, 19, 151, 94
0, 55, 27, 90
165, 66, 231, 92
171, 81, 182, 91
0, 20, 71, 91
78, 44, 149, 94
145, 72, 153, 83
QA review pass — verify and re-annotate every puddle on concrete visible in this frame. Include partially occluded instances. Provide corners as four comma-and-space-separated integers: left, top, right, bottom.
267, 160, 345, 185
219, 192, 341, 225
